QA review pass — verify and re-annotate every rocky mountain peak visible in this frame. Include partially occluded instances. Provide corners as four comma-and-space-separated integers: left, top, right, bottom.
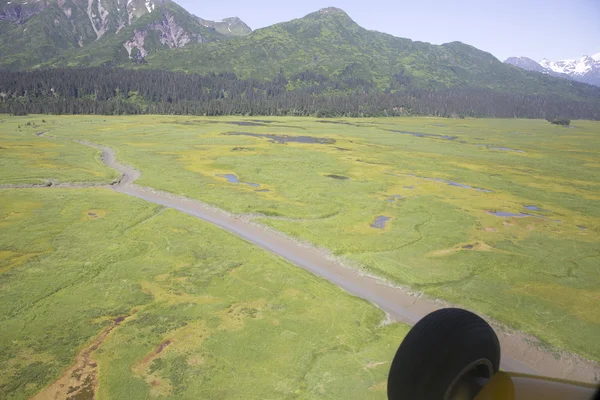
505, 52, 600, 87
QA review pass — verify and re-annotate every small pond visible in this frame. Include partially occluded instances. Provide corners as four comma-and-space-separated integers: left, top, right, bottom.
404, 174, 493, 193
216, 174, 260, 187
488, 211, 530, 217
317, 120, 359, 126
227, 121, 267, 127
227, 132, 335, 144
371, 216, 391, 229
326, 174, 350, 180
475, 144, 524, 153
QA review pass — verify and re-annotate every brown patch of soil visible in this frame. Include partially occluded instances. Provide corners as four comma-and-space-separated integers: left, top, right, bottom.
30, 312, 135, 400
484, 227, 497, 232
141, 340, 172, 365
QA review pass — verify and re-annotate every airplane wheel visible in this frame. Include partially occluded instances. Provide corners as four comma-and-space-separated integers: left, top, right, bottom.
387, 308, 500, 400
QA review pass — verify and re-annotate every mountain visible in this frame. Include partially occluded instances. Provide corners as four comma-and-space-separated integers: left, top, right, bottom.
139, 7, 600, 99
504, 57, 547, 73
1, 3, 600, 105
0, 0, 251, 70
505, 54, 600, 87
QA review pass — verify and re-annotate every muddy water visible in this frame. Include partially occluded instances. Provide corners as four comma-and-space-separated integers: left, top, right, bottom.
38, 137, 600, 384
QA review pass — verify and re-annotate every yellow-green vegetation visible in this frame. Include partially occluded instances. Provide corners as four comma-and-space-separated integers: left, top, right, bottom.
0, 117, 118, 185
26, 115, 600, 363
0, 189, 407, 399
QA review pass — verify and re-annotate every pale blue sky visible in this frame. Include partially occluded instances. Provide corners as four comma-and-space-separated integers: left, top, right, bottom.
177, 0, 599, 62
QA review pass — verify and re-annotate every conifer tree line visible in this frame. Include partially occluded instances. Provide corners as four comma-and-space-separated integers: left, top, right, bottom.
1, 68, 598, 119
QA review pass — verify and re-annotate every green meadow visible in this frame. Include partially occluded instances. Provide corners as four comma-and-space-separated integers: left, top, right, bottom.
0, 189, 406, 399
0, 119, 117, 185
1, 115, 599, 398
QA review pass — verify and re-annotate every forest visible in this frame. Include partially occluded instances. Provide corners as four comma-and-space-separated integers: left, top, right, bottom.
1, 68, 599, 119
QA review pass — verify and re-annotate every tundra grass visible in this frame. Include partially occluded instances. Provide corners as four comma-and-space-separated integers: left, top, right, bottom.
6, 115, 600, 362
0, 189, 407, 399
0, 117, 118, 185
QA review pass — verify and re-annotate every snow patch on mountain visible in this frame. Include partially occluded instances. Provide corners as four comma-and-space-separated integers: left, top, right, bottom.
505, 52, 600, 87
542, 55, 595, 76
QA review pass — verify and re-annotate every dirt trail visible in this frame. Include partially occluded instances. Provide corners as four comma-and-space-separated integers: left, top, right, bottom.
30, 135, 600, 384
30, 313, 134, 400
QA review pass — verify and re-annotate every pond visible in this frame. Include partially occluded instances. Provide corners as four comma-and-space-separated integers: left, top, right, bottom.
490, 147, 525, 153
488, 211, 530, 217
403, 174, 493, 193
227, 121, 267, 127
326, 174, 350, 180
371, 216, 391, 229
476, 144, 525, 153
226, 132, 335, 144
216, 174, 260, 187
317, 120, 359, 126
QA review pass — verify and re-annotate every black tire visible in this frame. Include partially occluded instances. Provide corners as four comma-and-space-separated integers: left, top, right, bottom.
387, 308, 500, 400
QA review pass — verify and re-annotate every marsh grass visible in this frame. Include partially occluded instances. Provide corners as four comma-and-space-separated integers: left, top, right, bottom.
0, 189, 407, 399
0, 118, 118, 185
2, 115, 599, 398
31, 115, 599, 362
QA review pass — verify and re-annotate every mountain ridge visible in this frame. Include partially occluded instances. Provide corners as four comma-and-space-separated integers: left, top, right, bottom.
505, 53, 600, 87
1, 2, 600, 107
141, 9, 600, 100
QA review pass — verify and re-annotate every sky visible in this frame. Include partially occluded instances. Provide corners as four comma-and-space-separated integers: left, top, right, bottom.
176, 0, 599, 62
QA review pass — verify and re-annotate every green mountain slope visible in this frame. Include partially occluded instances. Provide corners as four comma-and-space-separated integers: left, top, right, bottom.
0, 2, 78, 70
144, 7, 599, 98
0, 0, 251, 70
45, 1, 231, 67
2, 4, 600, 103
